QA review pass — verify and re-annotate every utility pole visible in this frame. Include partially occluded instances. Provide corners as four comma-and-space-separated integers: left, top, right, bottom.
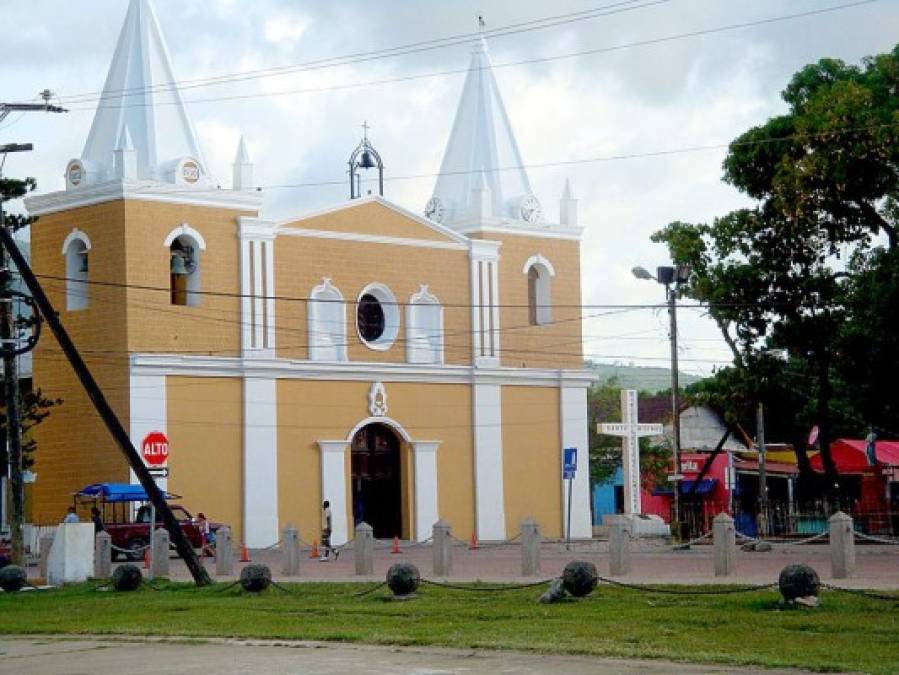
0, 96, 66, 565
667, 281, 682, 539
756, 402, 768, 537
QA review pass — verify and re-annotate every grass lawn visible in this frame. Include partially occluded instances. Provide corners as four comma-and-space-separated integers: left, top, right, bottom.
1, 581, 897, 673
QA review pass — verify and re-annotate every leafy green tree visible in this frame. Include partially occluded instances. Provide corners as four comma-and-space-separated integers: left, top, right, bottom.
653, 46, 899, 491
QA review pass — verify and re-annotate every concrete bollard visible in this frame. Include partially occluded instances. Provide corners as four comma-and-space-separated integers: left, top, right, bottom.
355, 522, 374, 576
829, 511, 855, 579
713, 512, 736, 577
432, 520, 452, 577
215, 526, 234, 576
94, 531, 112, 579
520, 518, 541, 577
151, 528, 170, 579
39, 535, 55, 580
609, 516, 631, 576
282, 527, 300, 576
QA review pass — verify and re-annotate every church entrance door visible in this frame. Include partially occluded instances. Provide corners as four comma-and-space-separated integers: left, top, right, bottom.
350, 423, 402, 539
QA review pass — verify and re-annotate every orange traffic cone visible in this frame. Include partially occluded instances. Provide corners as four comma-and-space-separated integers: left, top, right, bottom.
309, 539, 319, 559
391, 535, 401, 554
469, 531, 479, 550
239, 543, 251, 562
143, 548, 150, 569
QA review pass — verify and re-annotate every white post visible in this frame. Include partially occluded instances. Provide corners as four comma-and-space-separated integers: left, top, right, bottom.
411, 441, 440, 542
713, 512, 736, 577
609, 516, 631, 576
94, 531, 112, 578
829, 511, 855, 579
432, 520, 452, 577
355, 522, 374, 576
215, 526, 234, 576
282, 527, 300, 576
520, 519, 540, 577
151, 527, 170, 579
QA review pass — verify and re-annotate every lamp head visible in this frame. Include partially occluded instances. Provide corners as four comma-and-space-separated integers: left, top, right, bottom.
656, 266, 675, 285
631, 266, 655, 281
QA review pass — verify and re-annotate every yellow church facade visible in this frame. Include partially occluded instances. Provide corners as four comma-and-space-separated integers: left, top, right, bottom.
25, 0, 593, 547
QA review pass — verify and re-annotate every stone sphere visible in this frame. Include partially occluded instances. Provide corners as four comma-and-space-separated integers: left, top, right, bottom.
0, 565, 27, 593
778, 563, 820, 601
239, 563, 272, 593
562, 561, 599, 598
386, 562, 420, 596
112, 564, 143, 592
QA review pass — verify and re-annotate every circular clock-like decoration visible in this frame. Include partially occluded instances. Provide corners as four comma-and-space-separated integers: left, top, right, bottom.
424, 196, 445, 223
67, 162, 84, 187
519, 195, 542, 223
181, 159, 201, 184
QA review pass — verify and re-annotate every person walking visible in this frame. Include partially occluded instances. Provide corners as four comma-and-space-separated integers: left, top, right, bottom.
196, 512, 215, 557
319, 500, 333, 561
62, 506, 80, 523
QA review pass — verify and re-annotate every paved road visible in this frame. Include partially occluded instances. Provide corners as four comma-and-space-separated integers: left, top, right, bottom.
0, 637, 814, 674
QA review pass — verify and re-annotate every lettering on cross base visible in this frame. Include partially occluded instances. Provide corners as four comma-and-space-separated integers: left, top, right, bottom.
597, 389, 664, 515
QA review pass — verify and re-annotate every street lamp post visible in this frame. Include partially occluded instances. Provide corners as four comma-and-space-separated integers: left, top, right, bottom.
632, 264, 690, 538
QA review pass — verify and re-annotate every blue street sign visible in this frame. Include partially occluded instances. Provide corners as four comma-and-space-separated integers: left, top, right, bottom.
563, 447, 577, 479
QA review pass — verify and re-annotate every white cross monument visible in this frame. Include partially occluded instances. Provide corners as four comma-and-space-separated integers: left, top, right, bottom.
598, 389, 664, 516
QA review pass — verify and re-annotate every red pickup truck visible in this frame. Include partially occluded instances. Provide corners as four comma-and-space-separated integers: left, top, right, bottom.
106, 504, 221, 561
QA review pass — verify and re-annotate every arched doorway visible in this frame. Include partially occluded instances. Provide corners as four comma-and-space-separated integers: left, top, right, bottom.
350, 423, 402, 538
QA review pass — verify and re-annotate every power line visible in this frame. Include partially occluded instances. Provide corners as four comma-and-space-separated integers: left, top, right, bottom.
61, 0, 878, 112
59, 0, 666, 104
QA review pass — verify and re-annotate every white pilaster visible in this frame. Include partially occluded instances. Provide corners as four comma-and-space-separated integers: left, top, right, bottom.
243, 377, 279, 547
472, 382, 506, 540
129, 373, 167, 492
411, 441, 440, 542
317, 441, 350, 545
560, 385, 592, 539
238, 217, 276, 358
469, 239, 501, 368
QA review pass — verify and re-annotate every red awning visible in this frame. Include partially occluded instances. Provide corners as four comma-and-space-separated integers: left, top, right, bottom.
809, 438, 899, 473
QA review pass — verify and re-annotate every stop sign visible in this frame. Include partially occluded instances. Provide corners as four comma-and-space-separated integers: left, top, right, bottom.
141, 431, 169, 466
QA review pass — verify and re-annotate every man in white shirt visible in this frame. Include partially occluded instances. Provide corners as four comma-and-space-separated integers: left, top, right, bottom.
320, 500, 332, 561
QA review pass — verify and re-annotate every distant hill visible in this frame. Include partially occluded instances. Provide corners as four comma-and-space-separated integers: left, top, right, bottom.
587, 361, 704, 393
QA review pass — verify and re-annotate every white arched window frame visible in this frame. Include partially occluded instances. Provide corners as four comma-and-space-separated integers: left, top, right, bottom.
406, 285, 444, 364
164, 224, 206, 307
308, 278, 347, 361
61, 228, 91, 311
522, 254, 555, 326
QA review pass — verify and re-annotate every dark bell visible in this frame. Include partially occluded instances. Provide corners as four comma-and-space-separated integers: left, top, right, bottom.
359, 150, 376, 169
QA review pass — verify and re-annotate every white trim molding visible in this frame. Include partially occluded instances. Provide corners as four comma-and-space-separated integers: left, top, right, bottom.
560, 386, 593, 539
356, 282, 400, 351
61, 228, 92, 255
522, 254, 556, 277
317, 441, 350, 545
308, 278, 347, 362
25, 181, 263, 217
472, 383, 506, 541
346, 415, 412, 443
406, 285, 444, 365
128, 373, 168, 493
163, 223, 207, 250
243, 377, 279, 547
411, 441, 440, 542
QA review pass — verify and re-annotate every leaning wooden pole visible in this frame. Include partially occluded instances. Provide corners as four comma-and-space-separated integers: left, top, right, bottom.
0, 227, 211, 586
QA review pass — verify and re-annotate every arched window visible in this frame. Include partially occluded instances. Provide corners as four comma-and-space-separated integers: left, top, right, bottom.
406, 285, 443, 364
308, 278, 347, 361
164, 225, 205, 307
523, 255, 554, 326
61, 229, 91, 311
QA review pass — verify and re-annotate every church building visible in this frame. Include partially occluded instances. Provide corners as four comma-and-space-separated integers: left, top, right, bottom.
26, 0, 594, 546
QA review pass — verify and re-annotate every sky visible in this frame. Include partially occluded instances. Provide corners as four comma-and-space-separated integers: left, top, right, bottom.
1, 0, 895, 375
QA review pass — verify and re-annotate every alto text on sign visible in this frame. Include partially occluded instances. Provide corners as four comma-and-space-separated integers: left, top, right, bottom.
141, 431, 169, 466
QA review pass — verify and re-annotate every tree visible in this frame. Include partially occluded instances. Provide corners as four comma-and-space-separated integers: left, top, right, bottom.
653, 45, 899, 493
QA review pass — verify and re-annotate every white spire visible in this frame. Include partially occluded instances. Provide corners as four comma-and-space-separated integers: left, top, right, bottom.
428, 36, 536, 226
78, 0, 209, 187
232, 136, 254, 191
560, 178, 577, 226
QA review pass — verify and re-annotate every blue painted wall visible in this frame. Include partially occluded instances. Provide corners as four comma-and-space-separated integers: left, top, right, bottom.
592, 467, 623, 524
